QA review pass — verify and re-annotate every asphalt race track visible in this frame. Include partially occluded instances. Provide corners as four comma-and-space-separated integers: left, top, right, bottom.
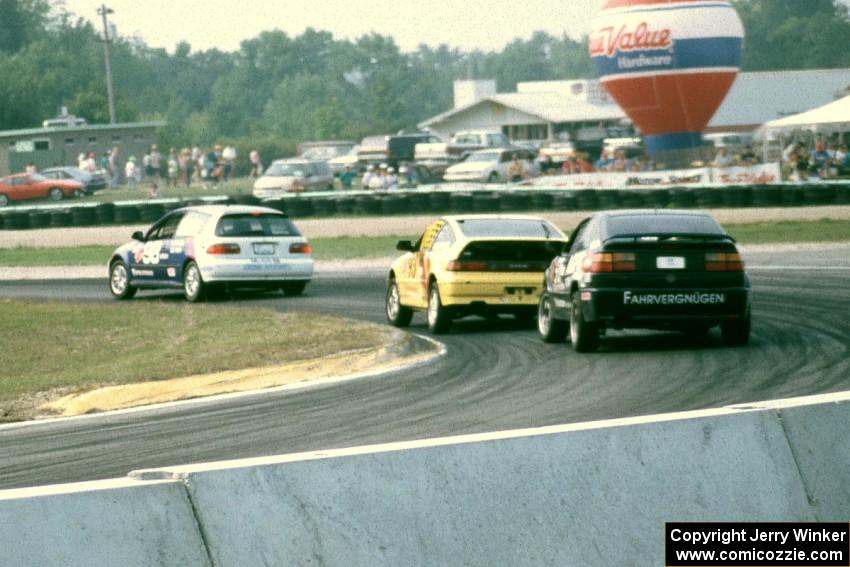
1, 247, 849, 489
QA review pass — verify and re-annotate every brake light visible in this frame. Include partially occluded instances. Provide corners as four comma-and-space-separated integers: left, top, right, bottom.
290, 242, 312, 254
207, 243, 240, 254
705, 252, 744, 271
582, 253, 636, 273
446, 260, 489, 271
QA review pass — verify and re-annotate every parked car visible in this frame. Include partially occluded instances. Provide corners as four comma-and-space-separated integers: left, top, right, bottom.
327, 146, 361, 175
358, 133, 441, 169
537, 210, 751, 352
253, 159, 334, 198
41, 166, 107, 194
108, 205, 314, 302
0, 173, 84, 207
386, 215, 567, 333
297, 141, 357, 162
443, 148, 536, 183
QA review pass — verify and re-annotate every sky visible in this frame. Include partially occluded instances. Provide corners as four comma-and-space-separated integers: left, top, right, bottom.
57, 0, 605, 54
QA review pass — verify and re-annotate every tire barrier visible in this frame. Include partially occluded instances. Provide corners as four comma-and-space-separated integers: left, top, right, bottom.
553, 192, 578, 211
694, 187, 722, 208
71, 207, 97, 227
531, 192, 554, 210
354, 195, 381, 216
283, 198, 315, 218
618, 190, 646, 209
669, 188, 697, 209
574, 190, 599, 210
114, 205, 141, 225
449, 193, 474, 213
28, 210, 51, 229
95, 203, 116, 224
718, 186, 752, 208
751, 185, 782, 207
428, 191, 451, 214
803, 183, 836, 206
3, 184, 850, 231
472, 192, 501, 213
2, 211, 29, 230
780, 185, 805, 207
596, 190, 620, 210
381, 195, 409, 215
139, 203, 166, 223
49, 209, 72, 228
335, 196, 356, 216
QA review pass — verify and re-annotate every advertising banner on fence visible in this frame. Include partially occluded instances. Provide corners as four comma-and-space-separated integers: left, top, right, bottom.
534, 163, 782, 189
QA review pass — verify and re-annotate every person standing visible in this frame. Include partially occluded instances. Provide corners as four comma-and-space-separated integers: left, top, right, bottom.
339, 164, 355, 189
125, 157, 137, 188
249, 149, 262, 178
149, 145, 161, 181
142, 151, 152, 182
167, 148, 178, 188
222, 144, 237, 182
108, 147, 119, 188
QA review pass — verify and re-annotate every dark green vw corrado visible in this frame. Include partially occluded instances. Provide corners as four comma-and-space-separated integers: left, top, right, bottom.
537, 210, 751, 352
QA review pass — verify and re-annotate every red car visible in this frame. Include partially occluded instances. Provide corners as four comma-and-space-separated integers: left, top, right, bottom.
0, 173, 84, 207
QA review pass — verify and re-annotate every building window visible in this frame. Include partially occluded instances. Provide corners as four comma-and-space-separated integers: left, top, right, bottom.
88, 137, 97, 144
65, 138, 75, 144
34, 140, 50, 150
112, 135, 121, 142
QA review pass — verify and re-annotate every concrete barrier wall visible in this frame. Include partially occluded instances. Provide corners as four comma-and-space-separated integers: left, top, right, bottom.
1, 393, 848, 566
0, 478, 211, 567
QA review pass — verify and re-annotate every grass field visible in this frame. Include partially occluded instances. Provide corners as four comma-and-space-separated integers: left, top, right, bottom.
1, 219, 849, 267
0, 300, 394, 421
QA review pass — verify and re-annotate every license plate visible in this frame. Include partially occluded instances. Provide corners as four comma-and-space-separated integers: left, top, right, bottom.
657, 256, 685, 269
253, 243, 275, 255
251, 257, 280, 264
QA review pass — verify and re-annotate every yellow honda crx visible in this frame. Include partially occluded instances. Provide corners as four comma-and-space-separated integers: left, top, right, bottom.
386, 215, 567, 333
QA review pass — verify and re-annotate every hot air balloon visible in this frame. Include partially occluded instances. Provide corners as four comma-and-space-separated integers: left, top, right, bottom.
589, 0, 744, 163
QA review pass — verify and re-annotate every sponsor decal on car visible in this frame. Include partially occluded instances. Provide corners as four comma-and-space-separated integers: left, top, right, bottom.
167, 267, 176, 278
623, 291, 726, 306
131, 269, 154, 277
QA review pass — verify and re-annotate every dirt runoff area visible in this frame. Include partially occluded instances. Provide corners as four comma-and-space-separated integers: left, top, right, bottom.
3, 206, 850, 249
11, 333, 441, 422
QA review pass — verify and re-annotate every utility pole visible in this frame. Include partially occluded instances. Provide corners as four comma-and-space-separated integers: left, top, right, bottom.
97, 4, 116, 124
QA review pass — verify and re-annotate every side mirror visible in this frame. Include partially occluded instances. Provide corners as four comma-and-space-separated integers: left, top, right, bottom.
396, 240, 416, 252
132, 231, 145, 242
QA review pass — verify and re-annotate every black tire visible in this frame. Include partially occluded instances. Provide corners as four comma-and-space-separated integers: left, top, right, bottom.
109, 260, 137, 300
426, 282, 451, 334
537, 293, 567, 343
569, 291, 599, 352
183, 261, 206, 302
487, 171, 499, 183
721, 312, 751, 346
385, 278, 413, 327
281, 281, 308, 296
48, 188, 64, 201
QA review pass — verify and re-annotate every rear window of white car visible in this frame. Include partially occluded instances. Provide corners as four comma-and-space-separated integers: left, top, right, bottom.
457, 219, 561, 239
215, 213, 301, 237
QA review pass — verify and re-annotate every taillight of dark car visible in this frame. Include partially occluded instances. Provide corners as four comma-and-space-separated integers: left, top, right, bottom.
705, 252, 744, 272
582, 252, 636, 273
207, 243, 241, 254
289, 242, 312, 254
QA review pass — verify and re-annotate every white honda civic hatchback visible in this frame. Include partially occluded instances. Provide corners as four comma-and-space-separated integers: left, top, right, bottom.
108, 205, 314, 302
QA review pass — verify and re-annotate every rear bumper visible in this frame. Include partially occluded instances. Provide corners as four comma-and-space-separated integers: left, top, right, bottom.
200, 258, 314, 282
440, 275, 543, 307
556, 286, 751, 327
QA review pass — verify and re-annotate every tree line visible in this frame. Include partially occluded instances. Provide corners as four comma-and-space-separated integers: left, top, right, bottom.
1, 0, 849, 162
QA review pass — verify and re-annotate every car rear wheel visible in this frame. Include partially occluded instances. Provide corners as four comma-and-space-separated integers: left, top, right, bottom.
538, 293, 567, 343
721, 312, 750, 346
282, 281, 308, 296
109, 260, 136, 300
48, 188, 64, 201
570, 291, 599, 352
386, 278, 413, 327
183, 261, 206, 302
427, 282, 451, 334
